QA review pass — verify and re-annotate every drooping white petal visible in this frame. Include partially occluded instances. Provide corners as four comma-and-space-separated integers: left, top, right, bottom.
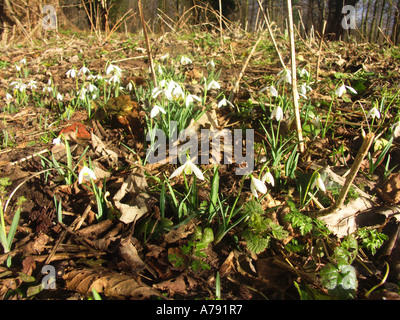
251, 175, 267, 198
367, 107, 381, 119
169, 163, 187, 179
262, 171, 275, 187
207, 80, 220, 90
78, 166, 97, 184
150, 105, 166, 118
312, 173, 326, 192
345, 85, 357, 95
335, 85, 346, 97
188, 161, 205, 180
271, 106, 283, 121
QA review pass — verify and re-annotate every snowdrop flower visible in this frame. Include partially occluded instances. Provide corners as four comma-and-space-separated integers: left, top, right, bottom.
271, 106, 284, 121
299, 83, 312, 99
367, 107, 381, 119
78, 166, 97, 184
108, 74, 120, 84
27, 80, 37, 90
150, 105, 166, 118
169, 158, 204, 180
180, 56, 192, 65
312, 172, 326, 192
10, 81, 27, 93
53, 137, 62, 146
152, 87, 163, 99
335, 84, 357, 97
78, 88, 87, 100
299, 68, 309, 78
19, 58, 26, 65
78, 66, 90, 76
56, 93, 63, 101
207, 80, 220, 90
277, 69, 292, 85
106, 64, 122, 76
66, 68, 77, 78
217, 98, 235, 109
309, 112, 321, 128
392, 121, 400, 138
250, 175, 267, 198
259, 85, 278, 97
43, 85, 52, 93
15, 65, 21, 72
6, 93, 12, 102
172, 85, 185, 100
160, 53, 169, 61
185, 94, 202, 107
262, 170, 275, 187
87, 83, 97, 92
207, 60, 215, 68
126, 82, 133, 91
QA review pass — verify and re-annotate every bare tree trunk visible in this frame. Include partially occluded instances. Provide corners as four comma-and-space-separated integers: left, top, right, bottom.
369, 0, 379, 41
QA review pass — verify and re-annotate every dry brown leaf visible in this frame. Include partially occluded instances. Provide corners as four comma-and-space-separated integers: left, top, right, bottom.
153, 274, 189, 296
64, 267, 160, 299
164, 222, 196, 244
118, 237, 146, 273
22, 234, 49, 255
91, 133, 118, 167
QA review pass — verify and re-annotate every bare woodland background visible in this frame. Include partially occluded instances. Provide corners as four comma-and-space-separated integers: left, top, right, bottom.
1, 0, 400, 45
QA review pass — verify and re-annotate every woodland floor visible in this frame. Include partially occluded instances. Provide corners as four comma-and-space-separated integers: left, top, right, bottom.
1, 29, 400, 301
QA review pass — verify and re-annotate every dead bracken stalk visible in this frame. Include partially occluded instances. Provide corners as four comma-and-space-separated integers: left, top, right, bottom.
138, 0, 157, 87
256, 0, 286, 70
315, 20, 327, 82
230, 30, 267, 104
319, 132, 375, 216
287, 0, 304, 153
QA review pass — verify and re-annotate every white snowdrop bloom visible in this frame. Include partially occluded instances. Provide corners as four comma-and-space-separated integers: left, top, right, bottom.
207, 80, 220, 90
19, 58, 26, 65
207, 60, 215, 68
78, 66, 90, 76
106, 64, 122, 76
160, 53, 169, 61
126, 82, 133, 91
78, 166, 97, 184
277, 69, 292, 85
150, 105, 166, 118
87, 83, 97, 92
312, 172, 326, 192
169, 158, 204, 180
66, 69, 77, 78
259, 85, 279, 97
180, 56, 192, 65
43, 86, 53, 93
299, 68, 309, 78
5, 93, 12, 102
262, 170, 275, 187
367, 107, 381, 119
56, 93, 63, 101
271, 106, 284, 121
53, 137, 62, 146
250, 175, 267, 198
335, 84, 357, 97
15, 65, 21, 72
391, 121, 400, 138
172, 85, 185, 100
108, 74, 120, 84
27, 80, 37, 90
185, 94, 202, 107
217, 98, 235, 109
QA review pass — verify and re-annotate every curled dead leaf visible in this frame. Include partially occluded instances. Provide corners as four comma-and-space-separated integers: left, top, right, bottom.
64, 267, 160, 299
